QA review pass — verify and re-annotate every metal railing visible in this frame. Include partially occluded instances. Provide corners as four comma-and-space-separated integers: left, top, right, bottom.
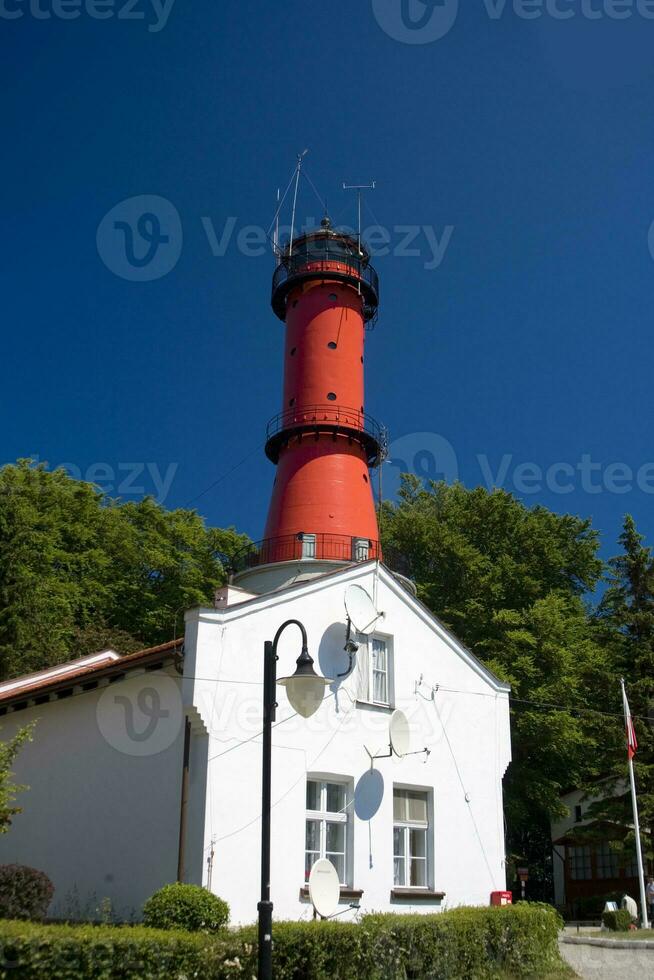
231, 533, 381, 575
266, 404, 383, 445
271, 238, 379, 323
272, 253, 379, 300
264, 404, 386, 466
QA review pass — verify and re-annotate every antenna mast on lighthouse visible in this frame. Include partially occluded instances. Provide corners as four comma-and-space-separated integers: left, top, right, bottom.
342, 180, 376, 257
233, 166, 385, 593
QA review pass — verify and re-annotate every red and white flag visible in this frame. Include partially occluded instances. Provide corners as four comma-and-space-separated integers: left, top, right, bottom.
622, 684, 638, 760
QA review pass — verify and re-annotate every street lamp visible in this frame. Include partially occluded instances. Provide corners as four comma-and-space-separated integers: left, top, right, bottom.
258, 619, 331, 980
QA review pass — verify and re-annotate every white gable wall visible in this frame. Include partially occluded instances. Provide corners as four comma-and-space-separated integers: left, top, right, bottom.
185, 562, 511, 925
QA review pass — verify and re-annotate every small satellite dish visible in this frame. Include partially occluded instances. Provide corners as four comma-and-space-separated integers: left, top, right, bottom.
308, 858, 340, 919
344, 585, 381, 636
389, 709, 411, 758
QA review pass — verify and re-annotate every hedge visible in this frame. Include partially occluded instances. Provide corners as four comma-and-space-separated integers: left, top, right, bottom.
0, 903, 565, 979
602, 908, 633, 932
142, 883, 230, 933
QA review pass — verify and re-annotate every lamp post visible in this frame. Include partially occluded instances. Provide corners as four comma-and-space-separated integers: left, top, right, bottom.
257, 619, 331, 980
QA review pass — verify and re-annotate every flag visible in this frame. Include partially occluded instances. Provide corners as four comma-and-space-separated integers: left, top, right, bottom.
622, 684, 638, 760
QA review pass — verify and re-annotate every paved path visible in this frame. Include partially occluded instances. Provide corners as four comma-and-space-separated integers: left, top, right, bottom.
559, 937, 654, 979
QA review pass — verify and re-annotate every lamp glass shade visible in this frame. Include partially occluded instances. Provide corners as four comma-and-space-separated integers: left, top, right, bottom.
278, 673, 331, 719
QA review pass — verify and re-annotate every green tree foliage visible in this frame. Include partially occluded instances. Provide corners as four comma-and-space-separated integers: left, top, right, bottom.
381, 476, 607, 894
0, 460, 250, 679
0, 725, 34, 833
584, 515, 654, 861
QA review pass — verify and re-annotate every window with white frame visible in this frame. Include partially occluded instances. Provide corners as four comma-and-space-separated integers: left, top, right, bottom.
305, 779, 349, 884
300, 533, 316, 559
352, 537, 370, 561
393, 788, 429, 888
356, 635, 393, 707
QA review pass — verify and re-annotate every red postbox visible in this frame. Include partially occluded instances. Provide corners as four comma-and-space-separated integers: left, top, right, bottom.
490, 891, 513, 906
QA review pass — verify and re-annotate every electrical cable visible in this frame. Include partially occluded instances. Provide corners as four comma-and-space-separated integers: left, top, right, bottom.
181, 443, 263, 509
266, 165, 299, 239
301, 168, 329, 217
430, 694, 497, 887
8, 665, 649, 725
213, 698, 355, 843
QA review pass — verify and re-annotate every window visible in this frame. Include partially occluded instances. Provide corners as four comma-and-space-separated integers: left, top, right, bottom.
371, 638, 389, 704
305, 779, 349, 884
568, 846, 592, 881
393, 789, 429, 888
624, 853, 639, 878
596, 842, 619, 880
574, 805, 583, 823
299, 533, 316, 559
352, 537, 370, 562
356, 635, 393, 707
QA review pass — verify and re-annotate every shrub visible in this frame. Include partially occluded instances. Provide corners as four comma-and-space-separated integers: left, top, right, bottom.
602, 908, 633, 932
569, 890, 623, 920
0, 865, 54, 921
142, 883, 229, 933
0, 903, 566, 979
0, 921, 211, 980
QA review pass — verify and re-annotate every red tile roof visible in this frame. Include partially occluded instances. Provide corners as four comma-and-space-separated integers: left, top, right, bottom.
0, 639, 183, 707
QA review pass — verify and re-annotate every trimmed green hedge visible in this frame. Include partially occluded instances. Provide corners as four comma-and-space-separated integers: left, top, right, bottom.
142, 883, 229, 933
602, 908, 633, 931
0, 903, 565, 979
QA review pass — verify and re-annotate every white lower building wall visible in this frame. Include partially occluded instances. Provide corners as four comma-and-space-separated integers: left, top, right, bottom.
0, 671, 187, 921
186, 563, 512, 925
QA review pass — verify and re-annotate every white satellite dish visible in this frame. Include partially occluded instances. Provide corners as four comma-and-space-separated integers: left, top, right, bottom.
389, 709, 411, 757
308, 858, 340, 919
344, 584, 381, 636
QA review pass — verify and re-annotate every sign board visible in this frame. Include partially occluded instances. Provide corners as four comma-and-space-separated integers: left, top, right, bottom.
517, 867, 529, 881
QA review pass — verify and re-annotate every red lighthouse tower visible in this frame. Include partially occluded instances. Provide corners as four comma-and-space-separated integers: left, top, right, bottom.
234, 217, 384, 590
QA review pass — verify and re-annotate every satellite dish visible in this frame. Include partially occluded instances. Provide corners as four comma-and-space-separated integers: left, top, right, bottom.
308, 858, 340, 919
389, 709, 411, 758
344, 585, 381, 636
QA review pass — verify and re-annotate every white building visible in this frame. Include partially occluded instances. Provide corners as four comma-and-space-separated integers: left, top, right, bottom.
0, 559, 510, 923
0, 218, 512, 923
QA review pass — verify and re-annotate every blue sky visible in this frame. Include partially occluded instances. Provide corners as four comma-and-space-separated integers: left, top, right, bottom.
3, 1, 654, 575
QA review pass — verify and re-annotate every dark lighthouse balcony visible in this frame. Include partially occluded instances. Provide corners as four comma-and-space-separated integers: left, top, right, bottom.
271, 228, 379, 323
231, 533, 382, 575
264, 403, 386, 467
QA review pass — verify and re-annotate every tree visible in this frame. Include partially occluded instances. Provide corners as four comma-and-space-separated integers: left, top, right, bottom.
583, 515, 654, 864
381, 476, 607, 897
0, 725, 33, 833
0, 460, 250, 679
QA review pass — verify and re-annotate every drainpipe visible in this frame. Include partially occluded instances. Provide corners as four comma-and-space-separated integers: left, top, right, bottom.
177, 717, 191, 882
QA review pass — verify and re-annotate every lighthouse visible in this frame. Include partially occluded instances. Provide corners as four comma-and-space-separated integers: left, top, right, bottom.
234, 217, 385, 592
0, 183, 513, 929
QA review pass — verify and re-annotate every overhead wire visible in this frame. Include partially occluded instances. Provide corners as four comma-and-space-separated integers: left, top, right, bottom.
8, 667, 649, 725
430, 693, 498, 887
181, 443, 264, 510
213, 697, 356, 843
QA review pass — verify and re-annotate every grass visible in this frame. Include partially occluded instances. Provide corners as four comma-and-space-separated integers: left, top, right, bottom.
590, 929, 654, 940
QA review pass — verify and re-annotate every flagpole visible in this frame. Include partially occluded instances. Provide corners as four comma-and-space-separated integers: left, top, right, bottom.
621, 678, 649, 929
